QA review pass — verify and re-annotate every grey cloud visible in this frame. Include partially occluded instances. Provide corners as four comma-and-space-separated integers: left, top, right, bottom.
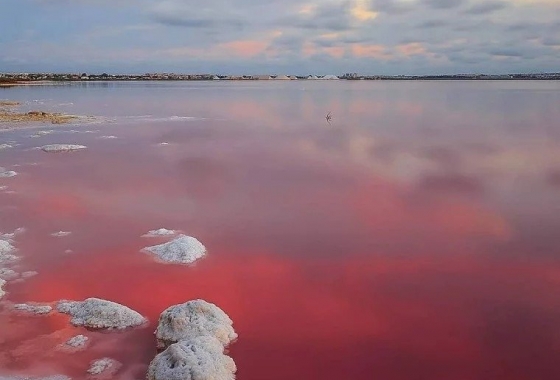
372, 0, 416, 14
422, 0, 465, 10
464, 1, 508, 15
417, 20, 448, 28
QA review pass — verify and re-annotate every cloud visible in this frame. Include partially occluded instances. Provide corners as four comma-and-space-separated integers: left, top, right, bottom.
464, 1, 508, 14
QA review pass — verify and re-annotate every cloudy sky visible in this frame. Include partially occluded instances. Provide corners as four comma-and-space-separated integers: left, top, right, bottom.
0, 0, 559, 75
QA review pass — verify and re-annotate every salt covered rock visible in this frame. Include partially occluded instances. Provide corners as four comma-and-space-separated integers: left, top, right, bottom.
155, 299, 237, 350
87, 358, 121, 378
41, 144, 87, 153
14, 303, 52, 315
143, 228, 176, 237
147, 336, 236, 380
64, 335, 89, 349
56, 298, 147, 330
142, 235, 206, 265
51, 231, 71, 237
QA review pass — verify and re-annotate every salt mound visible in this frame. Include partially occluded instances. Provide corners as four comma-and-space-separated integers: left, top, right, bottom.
56, 298, 147, 330
0, 167, 17, 178
143, 228, 176, 237
51, 231, 71, 237
14, 303, 52, 315
0, 279, 6, 299
147, 336, 236, 380
41, 144, 87, 153
64, 335, 89, 349
87, 358, 121, 378
143, 235, 206, 265
0, 268, 18, 280
0, 240, 17, 263
155, 299, 237, 350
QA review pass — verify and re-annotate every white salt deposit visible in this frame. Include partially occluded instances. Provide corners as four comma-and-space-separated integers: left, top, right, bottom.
98, 136, 117, 139
51, 231, 71, 237
147, 336, 236, 380
143, 228, 176, 237
158, 142, 169, 146
0, 240, 17, 263
21, 271, 38, 279
41, 144, 87, 153
65, 334, 89, 349
0, 144, 12, 150
56, 298, 147, 330
0, 279, 6, 299
87, 358, 121, 378
143, 235, 206, 265
0, 186, 7, 191
14, 303, 52, 315
155, 299, 237, 350
0, 268, 18, 281
64, 250, 73, 254
0, 167, 17, 178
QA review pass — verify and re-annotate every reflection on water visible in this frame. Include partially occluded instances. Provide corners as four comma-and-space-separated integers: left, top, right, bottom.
1, 81, 560, 379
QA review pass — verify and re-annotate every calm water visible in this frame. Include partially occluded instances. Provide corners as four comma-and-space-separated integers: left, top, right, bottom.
1, 81, 559, 379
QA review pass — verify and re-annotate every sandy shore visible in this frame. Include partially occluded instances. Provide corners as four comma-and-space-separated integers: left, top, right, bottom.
0, 111, 77, 127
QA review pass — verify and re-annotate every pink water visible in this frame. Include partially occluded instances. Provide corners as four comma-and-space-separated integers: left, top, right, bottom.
0, 81, 559, 379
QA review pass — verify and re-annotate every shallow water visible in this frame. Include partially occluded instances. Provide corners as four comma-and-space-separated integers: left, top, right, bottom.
1, 80, 560, 379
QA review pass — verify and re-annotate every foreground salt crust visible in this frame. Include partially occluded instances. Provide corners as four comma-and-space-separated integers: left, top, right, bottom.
0, 376, 71, 380
147, 336, 236, 380
155, 299, 237, 350
143, 235, 206, 265
56, 298, 147, 330
87, 358, 121, 378
14, 303, 53, 315
41, 144, 87, 153
143, 228, 176, 237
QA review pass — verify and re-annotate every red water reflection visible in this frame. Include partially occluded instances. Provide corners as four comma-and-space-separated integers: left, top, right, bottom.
1, 82, 560, 380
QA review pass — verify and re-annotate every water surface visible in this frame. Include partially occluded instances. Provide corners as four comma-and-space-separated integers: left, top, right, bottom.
1, 81, 559, 380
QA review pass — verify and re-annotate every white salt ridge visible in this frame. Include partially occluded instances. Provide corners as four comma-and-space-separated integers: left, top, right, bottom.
143, 235, 206, 265
0, 144, 13, 150
57, 298, 147, 330
41, 144, 87, 153
158, 142, 170, 146
143, 228, 176, 237
147, 336, 236, 380
87, 358, 121, 378
98, 136, 117, 139
65, 334, 89, 349
51, 231, 71, 237
155, 299, 237, 350
14, 303, 53, 315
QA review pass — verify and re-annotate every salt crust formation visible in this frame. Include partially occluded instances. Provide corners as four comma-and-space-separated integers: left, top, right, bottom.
56, 298, 147, 330
40, 144, 86, 152
51, 231, 71, 237
147, 336, 236, 380
0, 240, 17, 263
0, 167, 17, 178
87, 358, 121, 378
0, 278, 5, 299
155, 299, 237, 350
143, 228, 176, 237
65, 335, 89, 349
14, 303, 52, 315
148, 300, 237, 380
143, 235, 206, 264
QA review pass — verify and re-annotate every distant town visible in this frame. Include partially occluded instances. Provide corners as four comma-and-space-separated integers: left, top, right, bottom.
1, 72, 560, 83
